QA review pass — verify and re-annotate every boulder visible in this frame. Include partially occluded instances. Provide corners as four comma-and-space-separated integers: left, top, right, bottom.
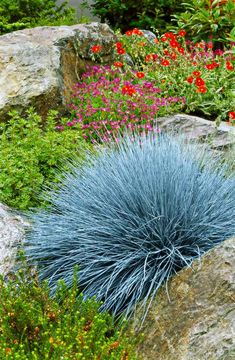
131, 237, 235, 360
0, 22, 116, 119
0, 203, 29, 276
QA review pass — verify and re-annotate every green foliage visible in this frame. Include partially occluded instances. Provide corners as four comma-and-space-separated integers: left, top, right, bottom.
0, 108, 90, 210
83, 0, 235, 44
0, 256, 138, 359
0, 0, 79, 35
171, 0, 235, 44
82, 0, 184, 33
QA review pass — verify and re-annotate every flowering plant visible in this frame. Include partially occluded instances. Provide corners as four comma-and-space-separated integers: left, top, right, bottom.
68, 65, 185, 142
116, 28, 235, 124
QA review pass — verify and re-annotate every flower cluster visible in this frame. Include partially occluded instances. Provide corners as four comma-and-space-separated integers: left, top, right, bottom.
125, 28, 143, 36
186, 71, 207, 93
118, 28, 234, 123
67, 66, 185, 142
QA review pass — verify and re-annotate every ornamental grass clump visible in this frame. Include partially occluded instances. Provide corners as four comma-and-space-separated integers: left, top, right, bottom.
25, 134, 235, 322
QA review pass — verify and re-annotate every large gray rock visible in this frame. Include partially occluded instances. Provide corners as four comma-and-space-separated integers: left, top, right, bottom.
131, 237, 235, 360
0, 22, 116, 119
0, 204, 28, 276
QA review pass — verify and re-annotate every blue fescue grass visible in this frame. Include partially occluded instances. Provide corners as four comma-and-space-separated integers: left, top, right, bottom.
24, 134, 235, 322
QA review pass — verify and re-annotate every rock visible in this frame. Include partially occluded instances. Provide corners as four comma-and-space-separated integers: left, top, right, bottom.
141, 29, 157, 43
123, 53, 134, 67
0, 22, 116, 119
158, 114, 235, 151
0, 203, 29, 276
130, 237, 235, 360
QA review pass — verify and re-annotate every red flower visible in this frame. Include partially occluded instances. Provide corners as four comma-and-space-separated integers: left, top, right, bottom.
192, 71, 201, 77
212, 61, 219, 68
169, 40, 179, 48
115, 42, 123, 49
164, 49, 170, 55
196, 86, 207, 93
117, 48, 125, 55
205, 63, 215, 70
91, 45, 102, 53
122, 85, 129, 94
178, 30, 186, 37
125, 30, 133, 36
226, 61, 234, 71
132, 28, 143, 35
128, 88, 136, 96
136, 72, 145, 78
164, 32, 176, 39
186, 76, 194, 84
228, 111, 235, 119
114, 61, 123, 67
207, 42, 213, 49
161, 59, 170, 66
177, 47, 185, 54
195, 77, 205, 87
145, 53, 158, 62
161, 36, 168, 42
170, 52, 177, 60
122, 85, 136, 96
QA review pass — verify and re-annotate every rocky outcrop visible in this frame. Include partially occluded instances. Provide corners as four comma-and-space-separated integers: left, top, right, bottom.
0, 22, 115, 119
131, 237, 235, 360
0, 204, 29, 276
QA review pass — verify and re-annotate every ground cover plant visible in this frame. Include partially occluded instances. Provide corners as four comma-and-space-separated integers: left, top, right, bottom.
0, 108, 90, 210
0, 256, 137, 359
25, 134, 235, 323
68, 65, 185, 142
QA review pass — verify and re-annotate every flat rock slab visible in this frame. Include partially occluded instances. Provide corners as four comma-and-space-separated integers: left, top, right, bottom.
131, 237, 235, 360
0, 22, 115, 119
0, 204, 29, 276
158, 114, 235, 150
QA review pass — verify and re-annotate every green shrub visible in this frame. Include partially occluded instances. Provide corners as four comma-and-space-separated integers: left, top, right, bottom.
0, 108, 90, 210
83, 0, 184, 33
0, 257, 138, 359
0, 0, 79, 35
171, 0, 235, 45
84, 0, 235, 45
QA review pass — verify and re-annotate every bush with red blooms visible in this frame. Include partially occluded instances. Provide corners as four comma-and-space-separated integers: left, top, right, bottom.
110, 28, 235, 124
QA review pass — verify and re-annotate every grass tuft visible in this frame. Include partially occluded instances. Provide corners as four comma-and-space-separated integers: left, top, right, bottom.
25, 134, 235, 322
